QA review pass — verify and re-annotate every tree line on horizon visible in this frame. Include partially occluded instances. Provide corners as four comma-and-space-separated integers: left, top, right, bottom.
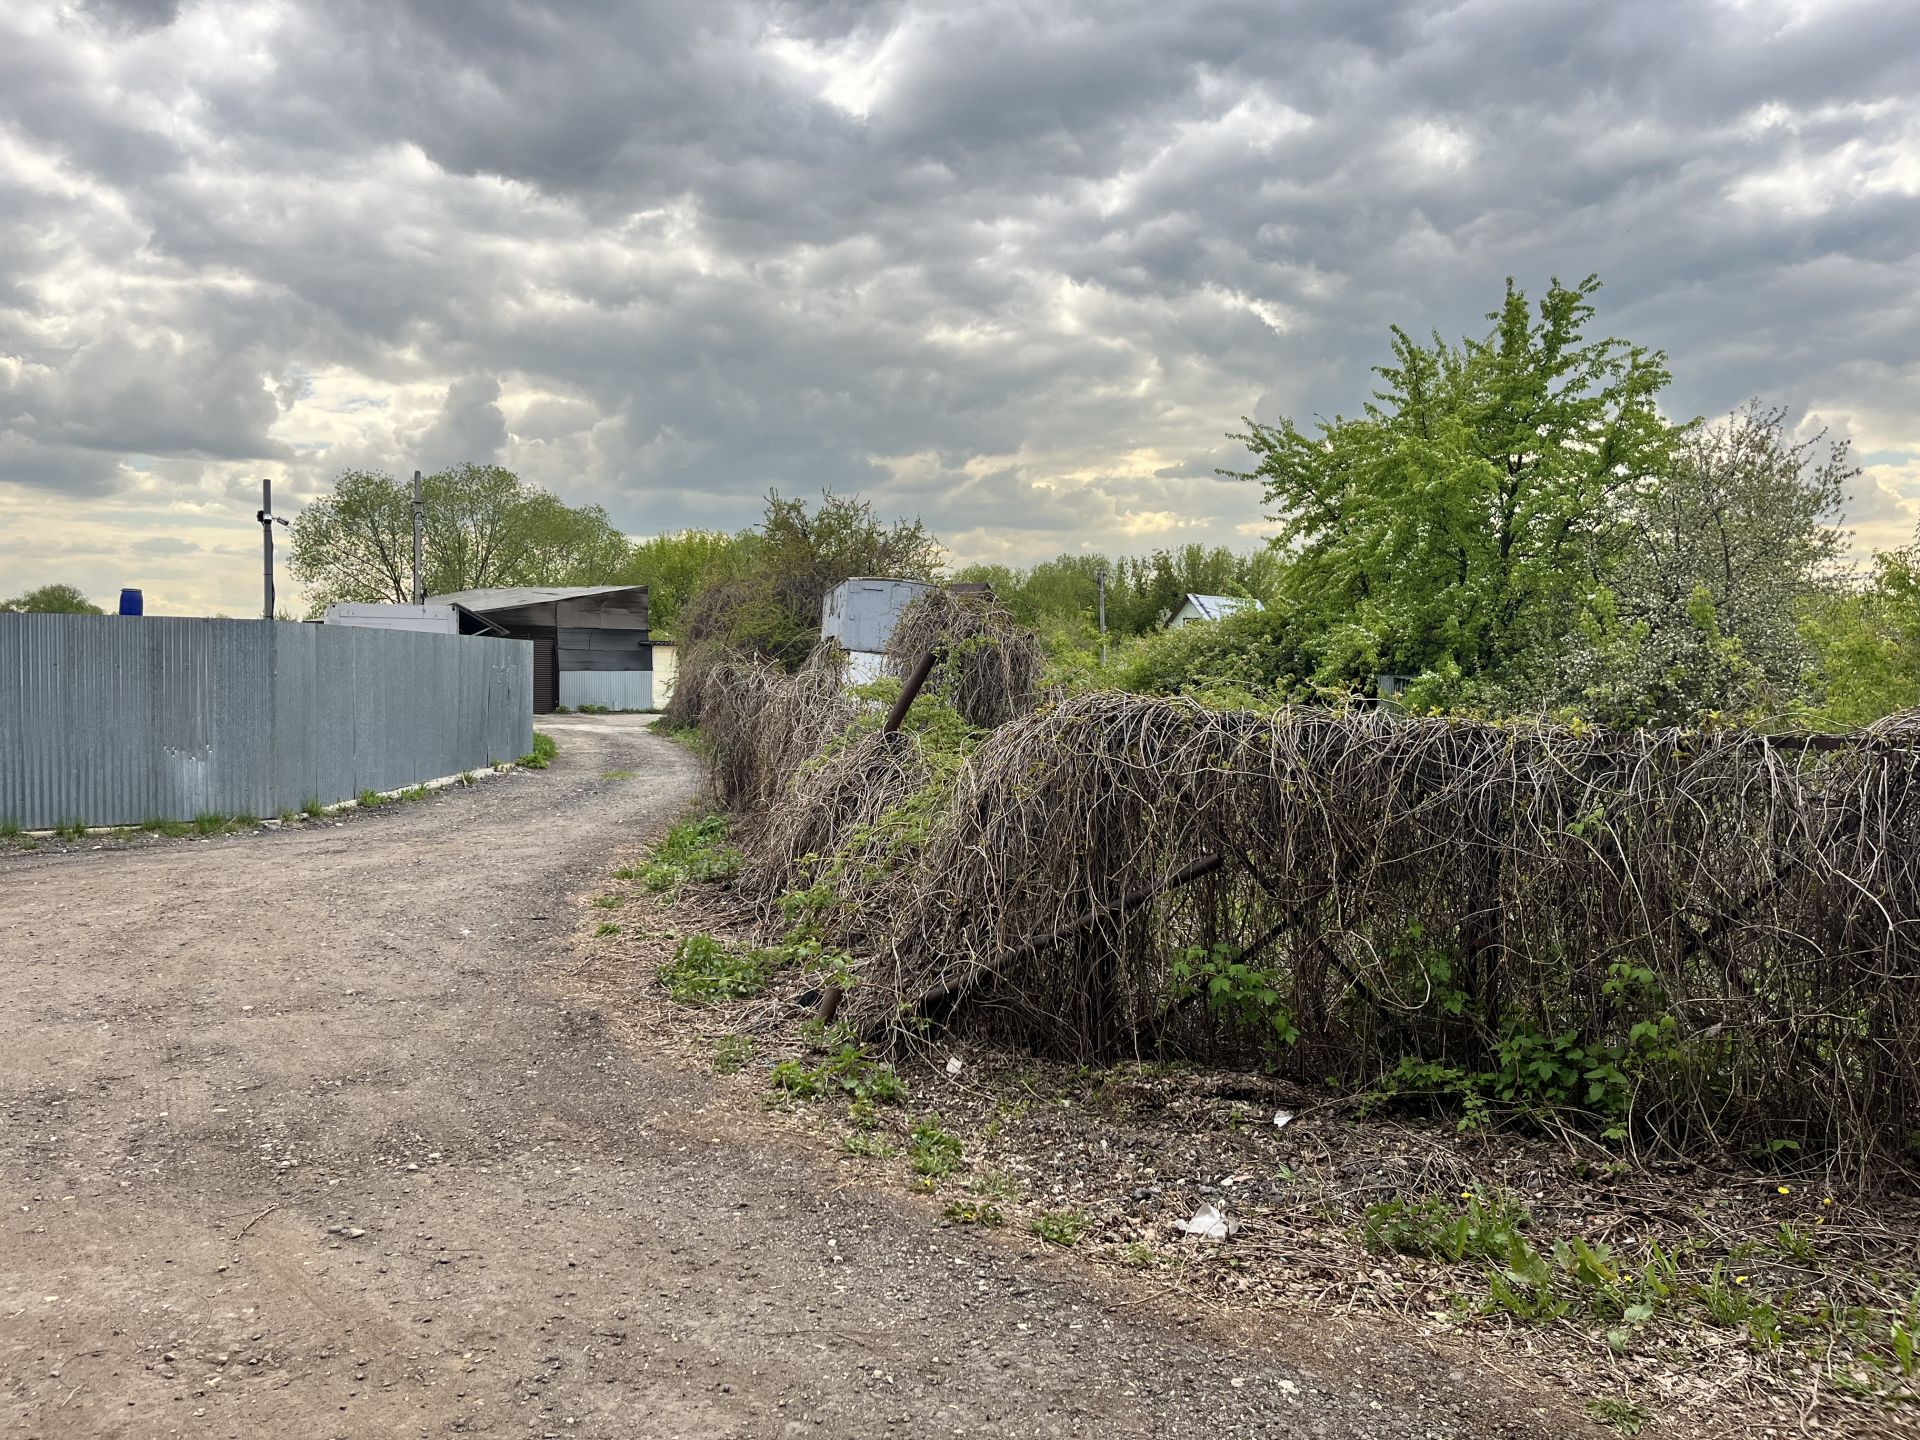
16, 273, 1920, 729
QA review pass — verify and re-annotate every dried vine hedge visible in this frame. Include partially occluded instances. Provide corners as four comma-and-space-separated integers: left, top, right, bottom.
678, 607, 1920, 1179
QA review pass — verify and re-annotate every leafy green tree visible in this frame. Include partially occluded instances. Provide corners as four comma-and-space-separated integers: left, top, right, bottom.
0, 583, 103, 613
1567, 402, 1853, 726
678, 491, 944, 667
617, 529, 750, 637
1230, 275, 1674, 700
1804, 531, 1920, 727
290, 465, 628, 610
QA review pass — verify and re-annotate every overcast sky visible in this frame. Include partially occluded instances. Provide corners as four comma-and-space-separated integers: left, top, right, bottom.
1, 0, 1916, 615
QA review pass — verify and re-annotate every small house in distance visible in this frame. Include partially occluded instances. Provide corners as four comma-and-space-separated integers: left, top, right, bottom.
1165, 593, 1263, 629
428, 584, 651, 714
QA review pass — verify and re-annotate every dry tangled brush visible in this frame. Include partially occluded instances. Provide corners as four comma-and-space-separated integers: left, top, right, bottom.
682, 610, 1920, 1179
883, 587, 1046, 728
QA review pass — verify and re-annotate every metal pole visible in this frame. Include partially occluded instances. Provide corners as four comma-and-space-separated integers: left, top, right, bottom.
1097, 566, 1107, 667
259, 478, 274, 619
411, 469, 425, 605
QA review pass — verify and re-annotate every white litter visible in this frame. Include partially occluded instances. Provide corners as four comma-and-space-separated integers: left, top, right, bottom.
1179, 1202, 1240, 1242
945, 1056, 963, 1077
1273, 1109, 1294, 1129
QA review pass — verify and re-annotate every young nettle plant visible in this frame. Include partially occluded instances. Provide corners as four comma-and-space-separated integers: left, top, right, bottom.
660, 934, 775, 1003
1165, 942, 1300, 1046
639, 814, 741, 893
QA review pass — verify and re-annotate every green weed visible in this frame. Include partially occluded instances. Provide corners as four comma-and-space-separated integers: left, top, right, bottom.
659, 934, 773, 1003
192, 812, 231, 835
595, 921, 621, 937
602, 769, 638, 780
53, 820, 89, 841
518, 732, 557, 769
141, 818, 191, 838
908, 1117, 962, 1179
592, 894, 621, 909
1030, 1209, 1089, 1246
843, 1132, 893, 1158
357, 789, 382, 809
944, 1199, 1005, 1227
638, 814, 740, 892
1584, 1397, 1648, 1435
770, 1059, 822, 1099
712, 1035, 754, 1074
302, 797, 325, 818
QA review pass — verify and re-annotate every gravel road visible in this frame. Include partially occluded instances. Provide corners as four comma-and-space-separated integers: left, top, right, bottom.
0, 716, 1594, 1439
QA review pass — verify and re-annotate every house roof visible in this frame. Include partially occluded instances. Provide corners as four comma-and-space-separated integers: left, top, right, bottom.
1177, 593, 1261, 622
425, 584, 645, 613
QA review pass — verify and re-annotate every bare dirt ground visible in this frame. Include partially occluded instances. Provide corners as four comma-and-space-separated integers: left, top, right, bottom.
4, 715, 1601, 1439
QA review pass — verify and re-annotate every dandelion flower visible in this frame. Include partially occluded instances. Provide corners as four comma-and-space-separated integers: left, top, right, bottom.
1777, 1185, 1791, 1195
1734, 1275, 1749, 1285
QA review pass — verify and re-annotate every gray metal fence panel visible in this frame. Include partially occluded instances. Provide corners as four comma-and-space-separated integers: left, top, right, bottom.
0, 615, 534, 829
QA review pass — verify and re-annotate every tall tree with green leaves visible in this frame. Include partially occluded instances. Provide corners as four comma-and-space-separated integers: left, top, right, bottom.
677, 491, 943, 667
1571, 402, 1853, 726
1229, 276, 1675, 700
289, 465, 629, 610
616, 529, 750, 637
0, 583, 103, 614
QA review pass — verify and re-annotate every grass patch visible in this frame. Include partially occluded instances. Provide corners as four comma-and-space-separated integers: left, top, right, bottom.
192, 812, 231, 835
302, 797, 325, 818
595, 921, 621, 937
602, 769, 638, 780
357, 789, 382, 809
0, 821, 21, 840
592, 894, 622, 910
713, 1035, 754, 1074
518, 732, 558, 769
1030, 1209, 1089, 1247
52, 820, 89, 841
843, 1132, 893, 1158
637, 814, 740, 891
141, 818, 191, 838
660, 934, 775, 1003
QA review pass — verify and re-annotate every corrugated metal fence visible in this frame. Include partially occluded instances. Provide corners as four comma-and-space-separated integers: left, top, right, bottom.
0, 615, 533, 829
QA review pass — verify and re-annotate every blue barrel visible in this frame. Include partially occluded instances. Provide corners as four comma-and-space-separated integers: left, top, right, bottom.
118, 588, 144, 617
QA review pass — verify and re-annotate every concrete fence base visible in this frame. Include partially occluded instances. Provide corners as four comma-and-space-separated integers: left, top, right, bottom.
0, 615, 533, 829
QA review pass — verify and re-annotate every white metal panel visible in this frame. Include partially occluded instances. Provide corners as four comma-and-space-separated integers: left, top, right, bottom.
559, 670, 654, 711
324, 604, 460, 634
819, 578, 935, 654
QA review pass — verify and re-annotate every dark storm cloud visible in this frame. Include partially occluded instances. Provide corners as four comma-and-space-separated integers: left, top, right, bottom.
1, 0, 1916, 609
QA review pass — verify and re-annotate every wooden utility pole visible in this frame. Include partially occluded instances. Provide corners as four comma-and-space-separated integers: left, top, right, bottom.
411, 470, 425, 605
256, 478, 289, 619
1097, 566, 1108, 666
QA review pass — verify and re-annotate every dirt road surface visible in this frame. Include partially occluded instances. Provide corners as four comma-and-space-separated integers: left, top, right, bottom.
2, 717, 1594, 1439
